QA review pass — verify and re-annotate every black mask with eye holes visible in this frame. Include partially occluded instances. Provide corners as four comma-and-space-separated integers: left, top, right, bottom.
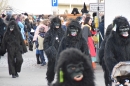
66, 62, 84, 82
9, 25, 15, 31
119, 25, 130, 37
69, 26, 78, 36
54, 22, 60, 29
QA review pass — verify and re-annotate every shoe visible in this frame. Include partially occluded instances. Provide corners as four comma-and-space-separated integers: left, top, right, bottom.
48, 82, 51, 86
37, 61, 41, 64
36, 54, 41, 64
12, 74, 16, 78
41, 61, 46, 66
15, 73, 19, 77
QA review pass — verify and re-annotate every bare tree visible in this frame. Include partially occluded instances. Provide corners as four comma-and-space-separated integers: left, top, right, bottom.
0, 0, 8, 14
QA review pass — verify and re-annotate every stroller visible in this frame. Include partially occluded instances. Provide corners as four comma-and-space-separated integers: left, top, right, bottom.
111, 61, 130, 86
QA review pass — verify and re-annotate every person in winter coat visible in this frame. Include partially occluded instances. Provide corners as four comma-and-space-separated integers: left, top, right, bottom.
0, 20, 27, 78
33, 21, 48, 64
35, 27, 46, 66
82, 17, 96, 69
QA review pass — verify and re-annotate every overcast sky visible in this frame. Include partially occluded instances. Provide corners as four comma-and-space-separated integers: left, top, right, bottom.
8, 0, 53, 14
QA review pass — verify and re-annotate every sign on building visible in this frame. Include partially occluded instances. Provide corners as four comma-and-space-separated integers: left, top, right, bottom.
89, 3, 104, 12
52, 0, 58, 7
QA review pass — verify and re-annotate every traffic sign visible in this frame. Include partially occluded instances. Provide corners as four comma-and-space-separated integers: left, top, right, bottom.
52, 0, 58, 7
89, 3, 104, 12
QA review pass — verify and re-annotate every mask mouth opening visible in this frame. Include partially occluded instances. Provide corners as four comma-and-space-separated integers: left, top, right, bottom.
119, 27, 130, 37
9, 25, 14, 31
121, 32, 129, 37
73, 74, 83, 81
69, 26, 78, 36
71, 31, 77, 36
54, 23, 60, 28
55, 26, 59, 28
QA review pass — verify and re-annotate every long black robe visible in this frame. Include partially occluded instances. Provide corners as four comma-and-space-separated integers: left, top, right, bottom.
0, 20, 27, 75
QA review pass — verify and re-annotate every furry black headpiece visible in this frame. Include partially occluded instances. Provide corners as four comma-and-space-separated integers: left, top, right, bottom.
6, 20, 20, 34
112, 16, 130, 34
50, 17, 61, 30
81, 2, 89, 14
66, 20, 82, 40
54, 48, 95, 86
111, 16, 130, 45
24, 12, 28, 16
71, 8, 80, 15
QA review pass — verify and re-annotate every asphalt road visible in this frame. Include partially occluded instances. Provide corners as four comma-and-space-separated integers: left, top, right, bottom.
0, 50, 105, 86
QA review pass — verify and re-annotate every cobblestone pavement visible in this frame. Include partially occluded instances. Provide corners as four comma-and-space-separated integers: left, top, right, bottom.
0, 50, 105, 86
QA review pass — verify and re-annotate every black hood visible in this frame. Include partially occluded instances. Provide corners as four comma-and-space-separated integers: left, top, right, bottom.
6, 20, 19, 33
66, 20, 81, 39
50, 17, 61, 30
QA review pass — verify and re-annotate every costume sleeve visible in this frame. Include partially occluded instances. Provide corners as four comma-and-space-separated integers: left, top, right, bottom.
104, 39, 118, 74
43, 32, 51, 56
56, 38, 66, 61
98, 38, 106, 65
0, 34, 7, 55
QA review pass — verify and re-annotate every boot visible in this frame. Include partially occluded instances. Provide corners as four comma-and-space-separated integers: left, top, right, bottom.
12, 74, 16, 78
92, 61, 96, 69
36, 54, 41, 64
15, 72, 19, 77
47, 82, 52, 86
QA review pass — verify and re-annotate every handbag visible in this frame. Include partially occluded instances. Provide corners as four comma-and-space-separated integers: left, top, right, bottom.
92, 35, 98, 44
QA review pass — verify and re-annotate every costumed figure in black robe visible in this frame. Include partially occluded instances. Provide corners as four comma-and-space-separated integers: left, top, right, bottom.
43, 17, 65, 86
104, 16, 130, 84
0, 20, 27, 78
99, 24, 113, 86
56, 20, 91, 66
52, 48, 95, 86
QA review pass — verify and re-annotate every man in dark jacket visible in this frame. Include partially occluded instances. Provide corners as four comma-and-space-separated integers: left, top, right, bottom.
43, 17, 65, 86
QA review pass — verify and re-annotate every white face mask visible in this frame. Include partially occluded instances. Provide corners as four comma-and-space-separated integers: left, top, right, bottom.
9, 25, 14, 31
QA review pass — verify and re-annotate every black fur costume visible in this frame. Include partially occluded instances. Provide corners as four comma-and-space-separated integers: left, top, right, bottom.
52, 48, 95, 86
0, 20, 27, 77
0, 18, 6, 46
99, 24, 113, 86
56, 20, 91, 65
43, 17, 65, 84
104, 16, 130, 75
